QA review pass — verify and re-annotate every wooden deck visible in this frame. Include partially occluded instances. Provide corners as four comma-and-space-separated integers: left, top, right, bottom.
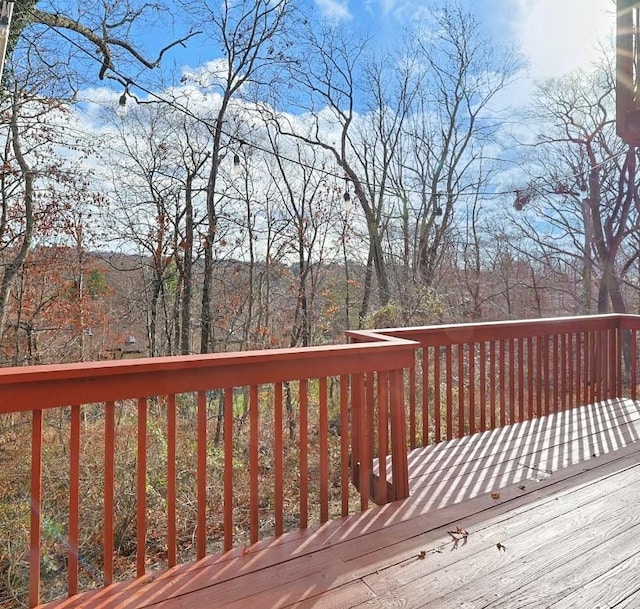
45, 397, 640, 609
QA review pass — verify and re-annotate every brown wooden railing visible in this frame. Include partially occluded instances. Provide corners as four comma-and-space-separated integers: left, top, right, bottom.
0, 340, 415, 607
2, 314, 640, 607
355, 314, 640, 450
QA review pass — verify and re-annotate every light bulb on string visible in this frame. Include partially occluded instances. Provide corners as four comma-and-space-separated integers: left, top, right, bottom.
233, 153, 242, 176
117, 92, 128, 118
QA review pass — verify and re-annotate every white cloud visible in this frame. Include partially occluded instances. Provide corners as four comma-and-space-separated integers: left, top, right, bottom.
516, 0, 614, 78
314, 0, 351, 22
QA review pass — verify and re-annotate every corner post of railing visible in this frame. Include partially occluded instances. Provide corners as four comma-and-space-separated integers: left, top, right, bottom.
618, 315, 638, 400
389, 368, 410, 500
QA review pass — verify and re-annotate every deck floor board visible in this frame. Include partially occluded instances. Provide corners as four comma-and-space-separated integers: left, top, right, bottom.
43, 398, 640, 609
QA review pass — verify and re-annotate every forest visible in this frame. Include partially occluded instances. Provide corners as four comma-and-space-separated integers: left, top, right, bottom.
0, 0, 637, 366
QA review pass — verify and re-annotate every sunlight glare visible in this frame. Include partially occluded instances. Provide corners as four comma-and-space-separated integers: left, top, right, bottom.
518, 0, 614, 77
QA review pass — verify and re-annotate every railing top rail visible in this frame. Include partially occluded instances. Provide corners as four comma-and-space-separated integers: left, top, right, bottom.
365, 314, 640, 346
0, 337, 419, 413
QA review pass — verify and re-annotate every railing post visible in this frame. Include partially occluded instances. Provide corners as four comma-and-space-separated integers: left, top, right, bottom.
389, 369, 409, 500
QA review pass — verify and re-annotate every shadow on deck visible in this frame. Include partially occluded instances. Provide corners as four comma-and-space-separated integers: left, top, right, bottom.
44, 397, 640, 609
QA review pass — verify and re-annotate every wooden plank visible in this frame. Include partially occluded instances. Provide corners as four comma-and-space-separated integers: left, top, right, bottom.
357, 476, 639, 607
197, 390, 207, 558
464, 500, 640, 608
550, 551, 640, 608
104, 400, 115, 585
287, 581, 376, 609
274, 382, 284, 535
68, 405, 81, 596
434, 347, 441, 443
319, 377, 329, 521
1, 339, 418, 412
340, 375, 349, 518
224, 387, 234, 551
612, 586, 640, 609
250, 384, 259, 544
30, 409, 43, 608
136, 397, 147, 577
339, 439, 640, 566
405, 399, 640, 492
353, 462, 640, 608
167, 395, 177, 568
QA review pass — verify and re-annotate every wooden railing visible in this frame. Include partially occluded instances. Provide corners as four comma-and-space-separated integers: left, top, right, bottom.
2, 314, 640, 607
0, 339, 415, 607
356, 314, 640, 450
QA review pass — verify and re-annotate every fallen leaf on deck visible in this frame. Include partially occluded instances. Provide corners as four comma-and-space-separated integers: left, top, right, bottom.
418, 550, 427, 559
496, 543, 507, 552
518, 485, 526, 490
491, 492, 501, 500
447, 527, 469, 550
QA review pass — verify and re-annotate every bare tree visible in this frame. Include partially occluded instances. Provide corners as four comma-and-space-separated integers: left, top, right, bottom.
175, 0, 296, 353
398, 3, 518, 290
512, 60, 638, 314
274, 25, 420, 321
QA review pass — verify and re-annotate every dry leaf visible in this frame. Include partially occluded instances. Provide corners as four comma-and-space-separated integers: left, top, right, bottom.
496, 543, 507, 552
447, 526, 469, 550
491, 492, 501, 500
418, 550, 427, 559
518, 485, 526, 491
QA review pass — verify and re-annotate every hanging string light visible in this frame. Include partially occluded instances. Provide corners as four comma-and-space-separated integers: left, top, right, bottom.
116, 91, 128, 118
343, 178, 350, 201
233, 152, 242, 176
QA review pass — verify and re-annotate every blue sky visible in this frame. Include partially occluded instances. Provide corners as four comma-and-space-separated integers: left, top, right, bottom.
309, 0, 614, 80
153, 0, 615, 104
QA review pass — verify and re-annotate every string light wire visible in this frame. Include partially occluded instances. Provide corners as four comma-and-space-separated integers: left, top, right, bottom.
14, 3, 632, 204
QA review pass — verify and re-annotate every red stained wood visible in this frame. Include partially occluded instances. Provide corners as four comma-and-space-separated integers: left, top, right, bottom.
167, 395, 177, 568
250, 385, 259, 544
30, 409, 43, 608
408, 361, 416, 450
632, 330, 638, 401
224, 387, 234, 551
68, 405, 81, 596
469, 343, 475, 435
445, 346, 453, 440
457, 344, 465, 438
39, 399, 640, 609
137, 397, 147, 577
104, 401, 115, 585
479, 341, 486, 432
274, 382, 284, 536
390, 369, 409, 500
300, 379, 309, 527
197, 390, 207, 559
434, 347, 441, 443
376, 372, 389, 505
517, 338, 524, 422
340, 375, 349, 518
508, 339, 515, 424
489, 341, 496, 429
10, 314, 640, 608
499, 340, 506, 427
319, 378, 329, 522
